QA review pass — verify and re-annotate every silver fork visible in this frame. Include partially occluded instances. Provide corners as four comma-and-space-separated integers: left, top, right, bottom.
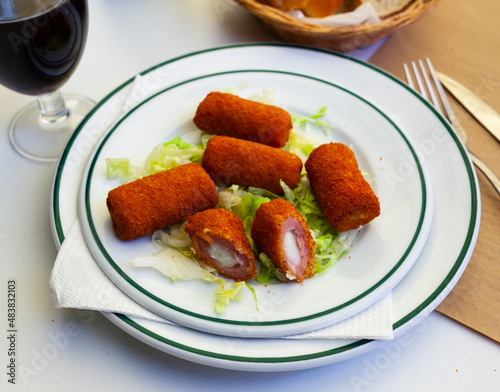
404, 58, 500, 196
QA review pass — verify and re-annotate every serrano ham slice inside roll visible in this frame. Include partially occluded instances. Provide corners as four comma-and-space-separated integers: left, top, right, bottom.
186, 209, 258, 282
251, 199, 315, 282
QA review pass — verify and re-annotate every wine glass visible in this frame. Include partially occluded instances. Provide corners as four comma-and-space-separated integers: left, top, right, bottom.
0, 0, 94, 162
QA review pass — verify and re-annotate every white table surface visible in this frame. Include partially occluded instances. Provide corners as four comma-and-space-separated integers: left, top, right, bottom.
1, 1, 498, 391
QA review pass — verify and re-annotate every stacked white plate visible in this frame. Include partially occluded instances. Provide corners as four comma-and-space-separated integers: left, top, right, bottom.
50, 44, 480, 371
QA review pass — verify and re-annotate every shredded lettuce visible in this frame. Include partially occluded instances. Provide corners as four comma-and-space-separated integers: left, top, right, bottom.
107, 135, 204, 184
144, 135, 204, 175
215, 281, 259, 313
255, 252, 288, 284
245, 282, 259, 311
217, 185, 271, 254
217, 82, 249, 95
215, 282, 246, 314
292, 106, 334, 135
284, 128, 317, 168
105, 157, 145, 184
313, 229, 358, 274
196, 133, 214, 150
255, 252, 275, 284
130, 247, 222, 283
283, 106, 334, 173
152, 222, 192, 250
248, 87, 277, 105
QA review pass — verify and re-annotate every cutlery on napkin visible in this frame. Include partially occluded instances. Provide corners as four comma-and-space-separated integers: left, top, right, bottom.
49, 73, 394, 340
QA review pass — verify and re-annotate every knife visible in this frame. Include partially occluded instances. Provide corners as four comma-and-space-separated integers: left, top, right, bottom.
436, 72, 500, 144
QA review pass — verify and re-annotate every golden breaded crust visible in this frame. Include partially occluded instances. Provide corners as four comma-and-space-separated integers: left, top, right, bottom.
106, 163, 217, 241
251, 199, 315, 282
193, 92, 292, 148
305, 143, 380, 232
186, 209, 257, 281
202, 136, 302, 195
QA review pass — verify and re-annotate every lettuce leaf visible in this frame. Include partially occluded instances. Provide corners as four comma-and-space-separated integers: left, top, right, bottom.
105, 157, 145, 184
215, 281, 259, 313
130, 247, 222, 283
255, 252, 287, 284
292, 106, 333, 135
144, 136, 204, 174
255, 252, 275, 284
217, 185, 271, 255
152, 222, 192, 250
215, 282, 246, 314
106, 135, 205, 184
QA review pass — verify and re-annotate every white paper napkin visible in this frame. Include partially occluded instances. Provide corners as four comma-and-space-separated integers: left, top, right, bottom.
50, 221, 393, 340
289, 2, 381, 29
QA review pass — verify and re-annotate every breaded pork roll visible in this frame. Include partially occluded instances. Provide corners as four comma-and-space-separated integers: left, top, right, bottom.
106, 163, 217, 241
305, 143, 380, 232
201, 136, 302, 195
193, 92, 292, 148
186, 209, 257, 282
251, 199, 315, 282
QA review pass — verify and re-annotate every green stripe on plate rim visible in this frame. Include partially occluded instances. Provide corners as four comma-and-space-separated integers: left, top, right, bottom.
114, 312, 370, 363
83, 68, 428, 327
52, 43, 478, 363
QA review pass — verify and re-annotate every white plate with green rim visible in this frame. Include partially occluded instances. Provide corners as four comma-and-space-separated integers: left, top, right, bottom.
51, 44, 478, 370
76, 68, 432, 338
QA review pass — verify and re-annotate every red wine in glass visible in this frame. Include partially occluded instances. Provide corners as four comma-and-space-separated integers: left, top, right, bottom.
0, 0, 94, 162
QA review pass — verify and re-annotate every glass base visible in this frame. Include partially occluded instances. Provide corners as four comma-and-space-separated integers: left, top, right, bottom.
8, 94, 95, 163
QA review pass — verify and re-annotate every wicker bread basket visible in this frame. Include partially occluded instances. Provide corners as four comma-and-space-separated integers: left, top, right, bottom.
235, 0, 440, 52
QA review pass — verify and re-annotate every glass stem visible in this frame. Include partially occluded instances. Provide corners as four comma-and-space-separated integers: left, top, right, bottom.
37, 90, 70, 124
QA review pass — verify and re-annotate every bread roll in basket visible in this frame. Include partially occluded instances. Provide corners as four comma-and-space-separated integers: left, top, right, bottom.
234, 0, 440, 52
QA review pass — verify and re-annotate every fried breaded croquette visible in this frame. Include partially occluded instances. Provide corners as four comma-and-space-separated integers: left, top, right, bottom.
193, 91, 292, 148
251, 199, 315, 282
186, 209, 258, 282
305, 143, 380, 232
106, 163, 217, 241
201, 136, 302, 195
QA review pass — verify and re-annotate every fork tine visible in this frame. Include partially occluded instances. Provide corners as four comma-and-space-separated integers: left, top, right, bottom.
425, 58, 454, 122
426, 58, 468, 144
403, 58, 500, 193
403, 63, 415, 90
404, 58, 467, 143
411, 61, 429, 101
418, 59, 443, 116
